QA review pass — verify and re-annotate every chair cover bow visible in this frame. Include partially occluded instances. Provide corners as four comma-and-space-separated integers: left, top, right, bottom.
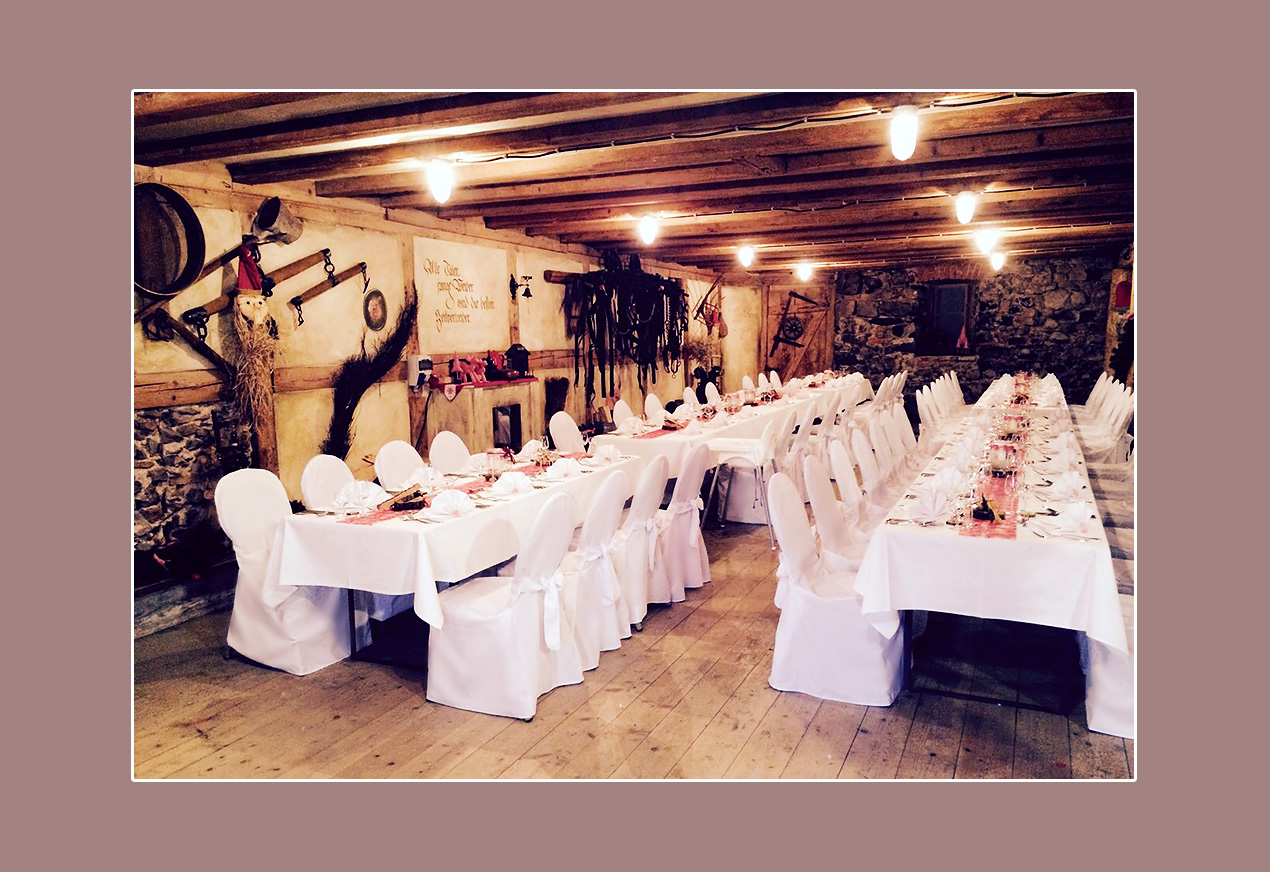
575, 540, 622, 606
512, 571, 566, 650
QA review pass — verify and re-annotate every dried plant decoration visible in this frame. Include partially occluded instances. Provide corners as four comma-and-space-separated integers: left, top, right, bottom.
231, 293, 278, 434
322, 285, 418, 461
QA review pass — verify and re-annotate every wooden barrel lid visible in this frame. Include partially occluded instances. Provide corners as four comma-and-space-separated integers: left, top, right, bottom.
134, 182, 206, 298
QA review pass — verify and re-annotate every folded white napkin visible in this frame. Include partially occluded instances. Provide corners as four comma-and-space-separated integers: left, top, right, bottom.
515, 440, 544, 462
332, 480, 390, 513
544, 457, 583, 480
615, 416, 645, 434
491, 471, 533, 495
1047, 469, 1085, 500
592, 443, 621, 463
671, 404, 695, 421
429, 489, 476, 517
908, 485, 949, 521
1037, 446, 1080, 474
1047, 501, 1095, 536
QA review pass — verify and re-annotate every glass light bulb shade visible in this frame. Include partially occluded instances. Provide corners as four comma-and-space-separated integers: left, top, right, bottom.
975, 228, 1000, 254
637, 214, 659, 245
738, 245, 755, 267
955, 191, 977, 224
796, 262, 813, 281
890, 106, 919, 161
990, 251, 1006, 271
426, 160, 454, 204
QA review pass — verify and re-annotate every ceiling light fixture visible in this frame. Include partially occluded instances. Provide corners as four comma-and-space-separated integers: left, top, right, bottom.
890, 106, 919, 161
975, 228, 1000, 254
637, 214, 659, 245
796, 262, 813, 281
990, 251, 1006, 271
426, 159, 455, 204
738, 245, 755, 268
955, 191, 978, 224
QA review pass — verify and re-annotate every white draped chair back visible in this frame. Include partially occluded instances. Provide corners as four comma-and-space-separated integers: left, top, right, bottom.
741, 374, 756, 392
218, 469, 350, 676
644, 393, 665, 422
651, 442, 712, 603
850, 425, 888, 508
868, 413, 899, 482
891, 402, 920, 460
766, 472, 905, 706
563, 469, 631, 670
613, 455, 670, 629
804, 454, 867, 571
704, 381, 722, 406
549, 411, 587, 454
828, 438, 877, 530
427, 430, 471, 476
300, 454, 354, 511
375, 440, 425, 491
785, 402, 820, 497
612, 398, 635, 427
426, 493, 584, 720
681, 386, 699, 410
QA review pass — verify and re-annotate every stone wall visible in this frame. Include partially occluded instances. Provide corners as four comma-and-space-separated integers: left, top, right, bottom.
134, 400, 252, 557
832, 253, 1115, 406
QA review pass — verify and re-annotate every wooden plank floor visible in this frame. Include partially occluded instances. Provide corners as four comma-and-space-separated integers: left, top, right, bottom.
133, 522, 1134, 780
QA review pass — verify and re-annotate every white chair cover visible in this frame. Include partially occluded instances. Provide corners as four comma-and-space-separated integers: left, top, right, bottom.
1083, 593, 1135, 738
549, 411, 587, 454
704, 382, 722, 406
612, 455, 670, 628
561, 469, 631, 670
427, 430, 471, 475
766, 472, 904, 706
850, 425, 889, 509
219, 469, 350, 675
612, 399, 635, 427
651, 442, 712, 603
804, 454, 868, 571
426, 493, 585, 720
300, 454, 354, 511
828, 438, 884, 529
374, 440, 425, 492
644, 393, 665, 422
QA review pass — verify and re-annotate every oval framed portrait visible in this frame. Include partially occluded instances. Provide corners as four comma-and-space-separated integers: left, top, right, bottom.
363, 289, 387, 331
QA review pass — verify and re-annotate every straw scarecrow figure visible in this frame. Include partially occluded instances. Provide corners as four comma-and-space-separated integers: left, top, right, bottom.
230, 247, 280, 471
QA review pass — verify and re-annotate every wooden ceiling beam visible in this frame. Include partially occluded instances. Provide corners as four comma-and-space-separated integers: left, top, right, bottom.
133, 92, 334, 127
540, 187, 1134, 243
369, 117, 1133, 210
234, 91, 1131, 185
136, 92, 769, 165
672, 224, 1135, 272
441, 152, 1135, 225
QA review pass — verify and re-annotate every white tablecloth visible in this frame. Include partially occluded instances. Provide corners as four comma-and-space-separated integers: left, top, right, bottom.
591, 394, 819, 477
261, 456, 642, 629
852, 376, 1129, 656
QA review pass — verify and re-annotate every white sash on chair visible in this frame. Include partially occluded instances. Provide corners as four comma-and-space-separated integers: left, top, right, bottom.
513, 571, 566, 650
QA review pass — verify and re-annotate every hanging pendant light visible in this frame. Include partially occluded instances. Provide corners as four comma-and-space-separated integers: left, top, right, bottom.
738, 245, 755, 268
990, 251, 1006, 271
975, 228, 1000, 254
426, 159, 455, 204
795, 262, 813, 281
637, 214, 659, 245
955, 191, 977, 224
890, 106, 919, 161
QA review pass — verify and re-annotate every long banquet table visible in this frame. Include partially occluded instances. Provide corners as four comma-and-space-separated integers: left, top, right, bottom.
261, 454, 642, 631
852, 375, 1129, 694
590, 377, 870, 477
